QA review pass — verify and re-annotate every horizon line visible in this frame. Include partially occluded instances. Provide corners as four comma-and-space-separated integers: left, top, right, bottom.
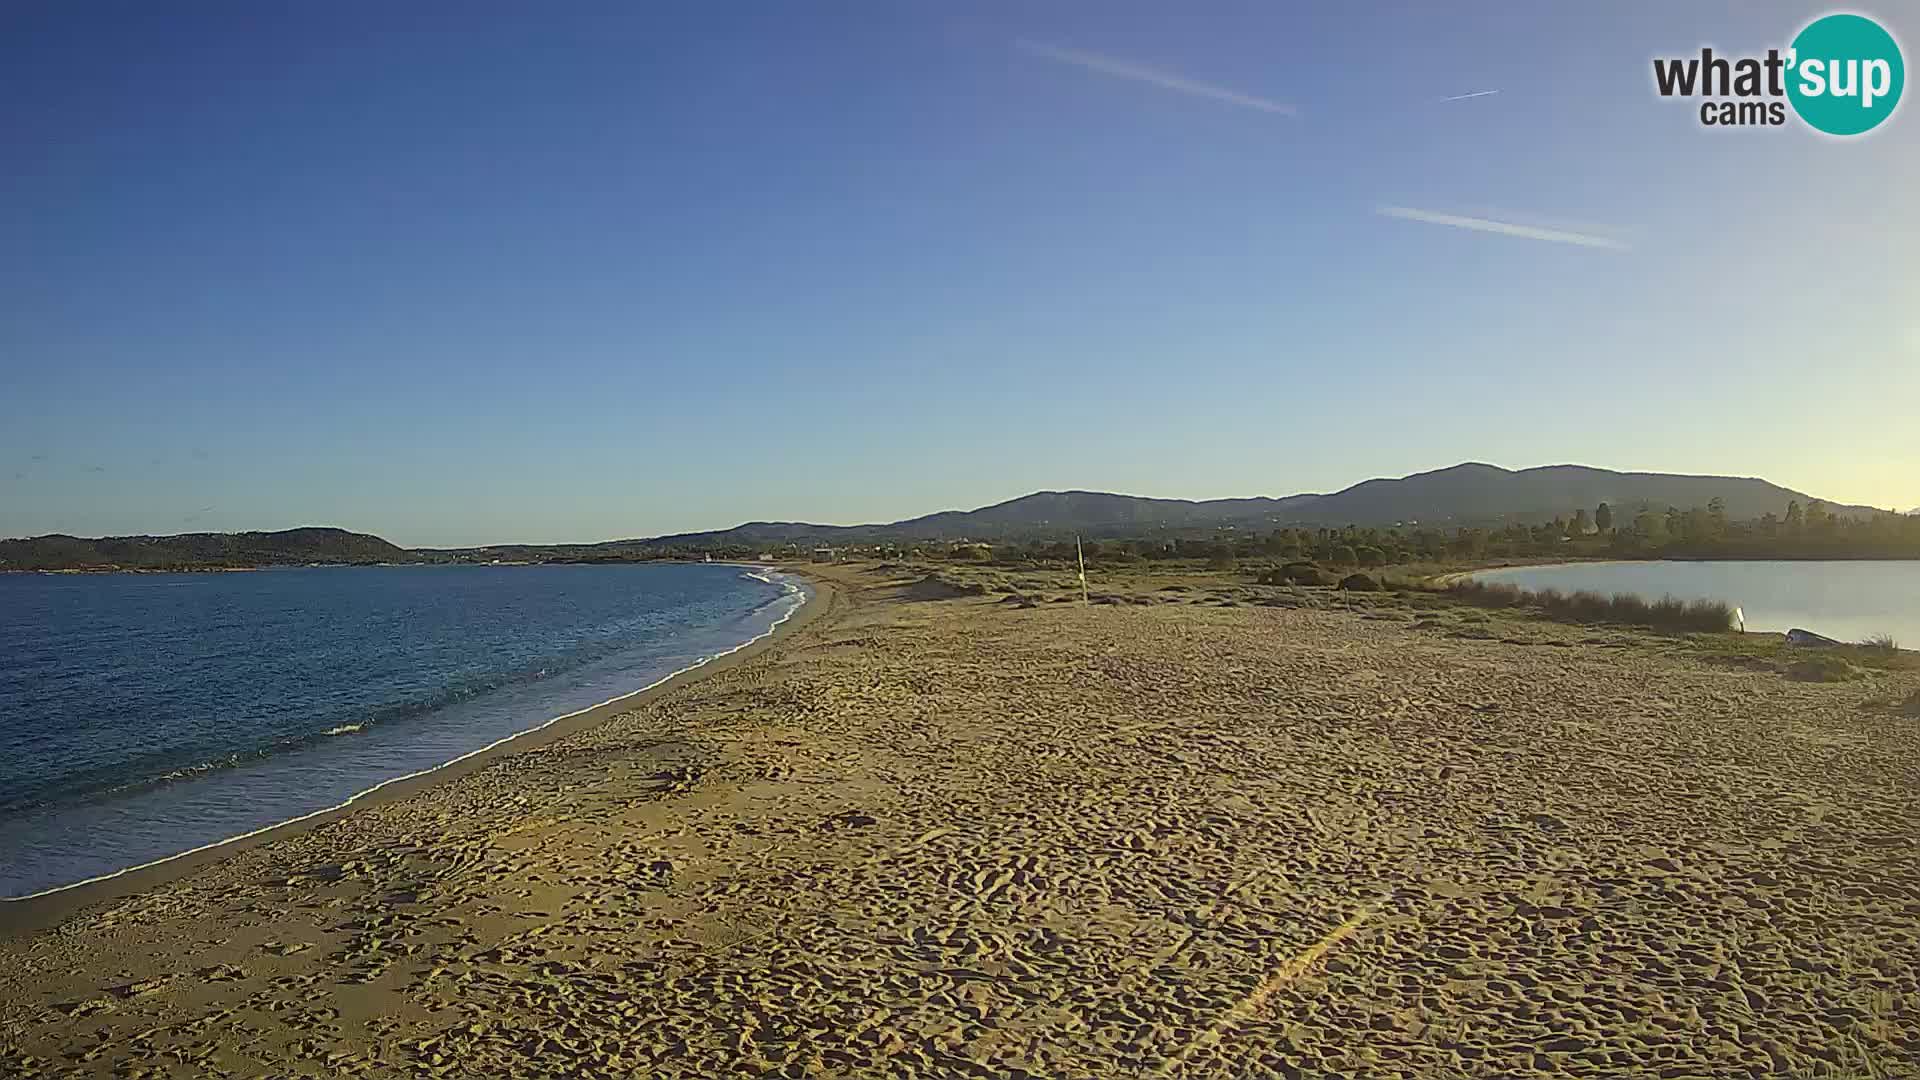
5, 461, 1887, 549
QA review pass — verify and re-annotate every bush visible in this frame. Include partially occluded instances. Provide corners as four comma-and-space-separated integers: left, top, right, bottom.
1444, 579, 1733, 632
1863, 689, 1920, 716
1330, 544, 1359, 566
1260, 562, 1333, 586
1786, 655, 1859, 683
1861, 633, 1900, 652
1338, 572, 1382, 592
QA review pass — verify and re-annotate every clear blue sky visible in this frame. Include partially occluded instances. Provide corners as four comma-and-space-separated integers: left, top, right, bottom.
4, 2, 1915, 545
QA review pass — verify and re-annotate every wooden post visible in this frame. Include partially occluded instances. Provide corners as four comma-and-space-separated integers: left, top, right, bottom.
1077, 535, 1090, 605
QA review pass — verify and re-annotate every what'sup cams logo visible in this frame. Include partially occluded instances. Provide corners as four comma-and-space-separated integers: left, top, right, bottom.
1653, 12, 1904, 135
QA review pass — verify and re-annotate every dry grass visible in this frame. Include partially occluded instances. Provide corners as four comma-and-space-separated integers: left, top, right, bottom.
1439, 580, 1734, 633
1861, 689, 1920, 717
1699, 634, 1920, 677
1785, 654, 1861, 683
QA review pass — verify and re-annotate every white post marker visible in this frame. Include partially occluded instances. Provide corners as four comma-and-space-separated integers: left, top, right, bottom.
1077, 535, 1090, 605
1734, 606, 1745, 633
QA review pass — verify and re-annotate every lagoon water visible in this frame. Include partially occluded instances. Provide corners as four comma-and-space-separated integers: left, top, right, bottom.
1471, 560, 1920, 645
0, 563, 807, 898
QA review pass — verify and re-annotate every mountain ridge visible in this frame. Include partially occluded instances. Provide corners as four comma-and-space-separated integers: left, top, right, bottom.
601, 462, 1875, 548
2, 463, 1884, 567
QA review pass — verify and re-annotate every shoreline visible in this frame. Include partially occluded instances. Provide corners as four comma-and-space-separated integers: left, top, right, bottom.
1, 559, 795, 575
0, 566, 832, 938
1, 562, 1916, 1077
1430, 558, 1643, 586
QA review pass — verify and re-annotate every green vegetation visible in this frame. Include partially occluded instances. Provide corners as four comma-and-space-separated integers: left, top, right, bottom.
14, 480, 1917, 572
1257, 562, 1333, 586
1691, 634, 1918, 684
1601, 496, 1920, 560
1786, 655, 1860, 683
940, 496, 1920, 574
0, 528, 418, 571
1439, 579, 1735, 633
899, 554, 1916, 702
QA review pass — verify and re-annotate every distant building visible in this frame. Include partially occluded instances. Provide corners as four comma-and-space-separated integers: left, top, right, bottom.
811, 546, 837, 563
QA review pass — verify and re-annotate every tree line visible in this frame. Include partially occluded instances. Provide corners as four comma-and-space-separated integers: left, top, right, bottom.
525, 499, 1919, 569
985, 499, 1920, 568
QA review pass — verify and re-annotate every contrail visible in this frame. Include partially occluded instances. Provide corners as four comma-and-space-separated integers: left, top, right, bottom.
1015, 39, 1297, 116
1437, 89, 1501, 102
1376, 206, 1628, 250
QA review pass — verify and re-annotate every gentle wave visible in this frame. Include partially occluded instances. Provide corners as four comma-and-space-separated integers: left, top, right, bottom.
1, 571, 811, 902
2, 621, 699, 816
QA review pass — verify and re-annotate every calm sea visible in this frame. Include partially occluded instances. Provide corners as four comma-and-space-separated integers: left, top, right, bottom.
0, 563, 807, 898
1471, 560, 1920, 645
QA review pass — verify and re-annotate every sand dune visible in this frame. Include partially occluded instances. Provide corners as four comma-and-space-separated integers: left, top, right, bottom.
3, 565, 1917, 1078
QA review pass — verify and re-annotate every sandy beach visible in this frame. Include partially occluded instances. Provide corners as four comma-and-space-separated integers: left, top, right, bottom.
3, 563, 1917, 1078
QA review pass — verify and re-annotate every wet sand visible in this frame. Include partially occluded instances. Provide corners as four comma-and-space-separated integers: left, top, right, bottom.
3, 564, 1917, 1078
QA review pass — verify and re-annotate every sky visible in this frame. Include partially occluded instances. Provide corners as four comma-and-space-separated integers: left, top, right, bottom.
3, 1, 1916, 546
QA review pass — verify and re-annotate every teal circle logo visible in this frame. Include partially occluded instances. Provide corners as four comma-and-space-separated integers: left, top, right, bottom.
1787, 13, 1904, 135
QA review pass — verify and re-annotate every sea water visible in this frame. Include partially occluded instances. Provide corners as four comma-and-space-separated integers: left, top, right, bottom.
1470, 560, 1920, 645
0, 563, 807, 898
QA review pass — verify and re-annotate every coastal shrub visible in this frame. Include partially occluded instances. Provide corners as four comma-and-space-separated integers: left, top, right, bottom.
1330, 544, 1359, 566
1260, 562, 1332, 586
1444, 581, 1526, 608
1557, 589, 1608, 622
1862, 689, 1920, 716
1785, 654, 1859, 683
1445, 579, 1732, 632
1337, 572, 1382, 592
1646, 596, 1690, 626
902, 573, 990, 600
1861, 633, 1900, 652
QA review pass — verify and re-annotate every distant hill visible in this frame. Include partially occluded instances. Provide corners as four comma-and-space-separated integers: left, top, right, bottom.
0, 528, 416, 571
8, 463, 1880, 568
603, 463, 1873, 549
1285, 462, 1861, 527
